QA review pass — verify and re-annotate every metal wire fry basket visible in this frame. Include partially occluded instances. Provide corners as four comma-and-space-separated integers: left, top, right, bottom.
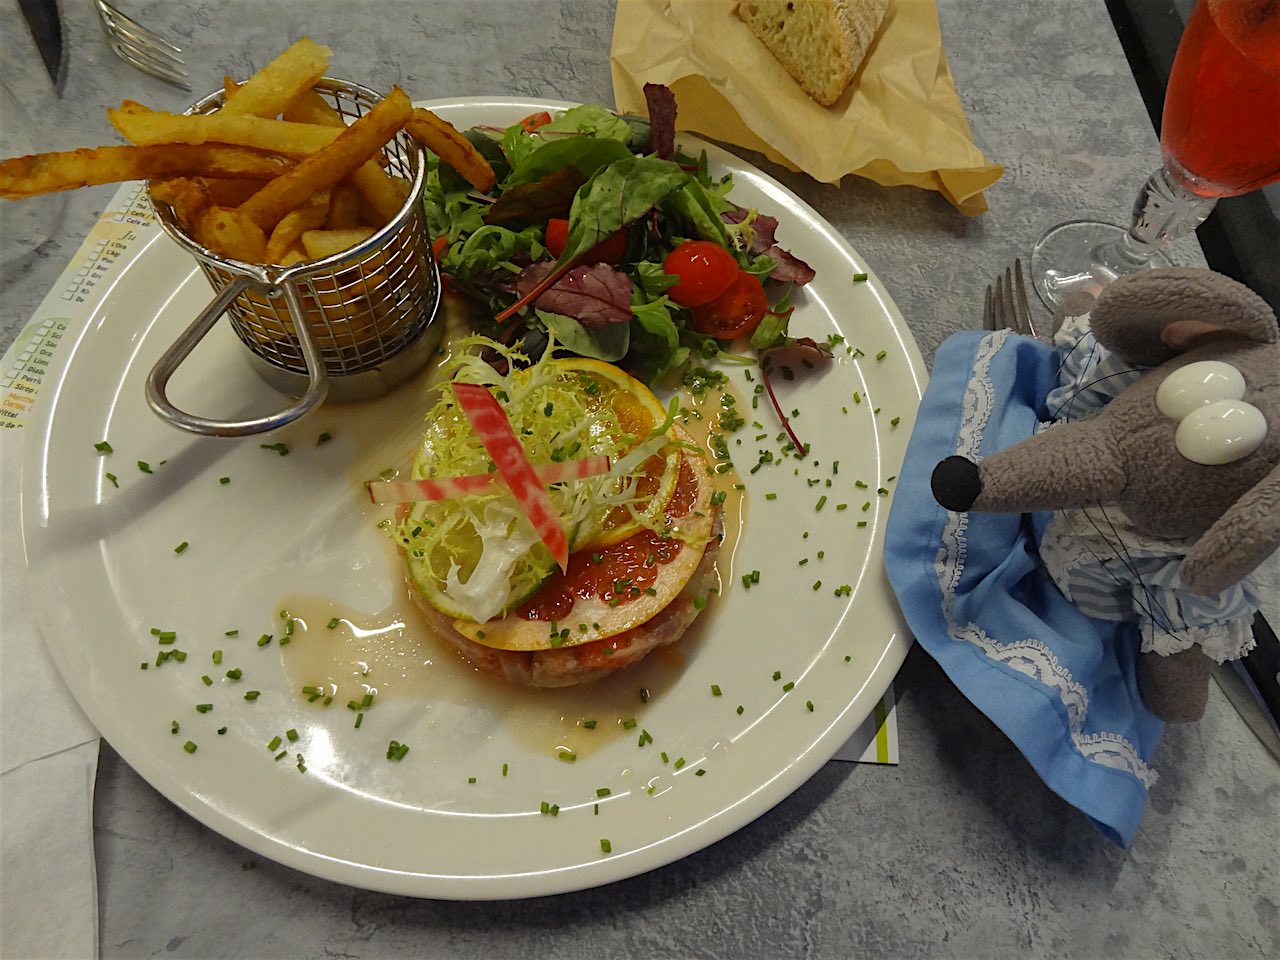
146, 77, 441, 438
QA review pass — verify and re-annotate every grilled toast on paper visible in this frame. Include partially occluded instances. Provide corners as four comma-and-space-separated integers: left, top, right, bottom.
736, 0, 889, 106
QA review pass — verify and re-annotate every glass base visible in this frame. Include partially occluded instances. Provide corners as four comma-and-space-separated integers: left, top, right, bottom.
1029, 219, 1174, 314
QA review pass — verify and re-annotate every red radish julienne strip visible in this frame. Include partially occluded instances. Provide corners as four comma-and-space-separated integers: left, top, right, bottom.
451, 382, 570, 571
366, 456, 611, 505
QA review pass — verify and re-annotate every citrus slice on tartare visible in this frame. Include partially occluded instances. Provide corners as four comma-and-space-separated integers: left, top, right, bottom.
398, 343, 687, 624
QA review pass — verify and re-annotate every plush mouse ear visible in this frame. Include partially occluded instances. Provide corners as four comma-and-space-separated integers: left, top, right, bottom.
1091, 268, 1278, 367
1180, 463, 1280, 596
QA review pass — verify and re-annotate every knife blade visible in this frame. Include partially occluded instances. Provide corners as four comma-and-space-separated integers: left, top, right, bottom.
17, 0, 65, 92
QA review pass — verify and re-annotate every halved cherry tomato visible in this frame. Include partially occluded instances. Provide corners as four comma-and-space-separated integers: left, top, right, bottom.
689, 270, 768, 340
544, 218, 628, 264
430, 234, 449, 260
662, 240, 738, 307
520, 111, 553, 132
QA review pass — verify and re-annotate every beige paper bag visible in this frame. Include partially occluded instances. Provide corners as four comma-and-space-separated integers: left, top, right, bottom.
610, 0, 1003, 215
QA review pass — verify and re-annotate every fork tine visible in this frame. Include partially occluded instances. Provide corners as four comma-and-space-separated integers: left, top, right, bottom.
97, 0, 184, 57
1000, 269, 1024, 335
982, 284, 995, 330
95, 0, 191, 90
1013, 258, 1040, 340
108, 40, 192, 89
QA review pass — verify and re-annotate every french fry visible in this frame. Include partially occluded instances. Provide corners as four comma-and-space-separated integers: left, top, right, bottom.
201, 177, 264, 206
238, 87, 413, 233
285, 89, 407, 224
405, 106, 496, 193
265, 189, 332, 263
325, 179, 362, 229
149, 177, 215, 231
222, 76, 239, 101
108, 105, 339, 154
193, 206, 268, 262
218, 38, 332, 118
350, 164, 410, 224
0, 143, 290, 199
300, 227, 375, 260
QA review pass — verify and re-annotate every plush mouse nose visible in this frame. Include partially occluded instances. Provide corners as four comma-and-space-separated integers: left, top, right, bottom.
931, 456, 983, 511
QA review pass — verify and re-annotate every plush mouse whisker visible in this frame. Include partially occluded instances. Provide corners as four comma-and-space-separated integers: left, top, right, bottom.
1079, 504, 1184, 642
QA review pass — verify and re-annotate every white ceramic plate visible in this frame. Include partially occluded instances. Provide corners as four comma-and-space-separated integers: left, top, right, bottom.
23, 98, 925, 899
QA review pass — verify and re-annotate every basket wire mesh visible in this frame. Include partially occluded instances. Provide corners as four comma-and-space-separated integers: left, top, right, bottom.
146, 78, 441, 437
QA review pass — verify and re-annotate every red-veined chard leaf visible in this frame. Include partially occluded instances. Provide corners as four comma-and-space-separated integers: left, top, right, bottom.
643, 82, 677, 161
516, 261, 633, 329
482, 166, 586, 227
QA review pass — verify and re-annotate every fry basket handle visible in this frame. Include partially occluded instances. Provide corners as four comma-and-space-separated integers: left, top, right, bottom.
146, 278, 329, 438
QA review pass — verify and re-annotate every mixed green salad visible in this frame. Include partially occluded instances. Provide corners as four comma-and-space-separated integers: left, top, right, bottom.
421, 84, 821, 389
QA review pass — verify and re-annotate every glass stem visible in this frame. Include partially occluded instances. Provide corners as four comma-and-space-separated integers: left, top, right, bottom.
1094, 164, 1218, 273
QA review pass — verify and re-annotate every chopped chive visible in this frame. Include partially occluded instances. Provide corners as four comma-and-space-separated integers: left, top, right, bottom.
354, 712, 364, 728
711, 684, 722, 697
243, 690, 260, 701
225, 668, 242, 680
674, 757, 686, 770
812, 580, 822, 591
502, 762, 508, 777
218, 476, 231, 485
638, 729, 653, 747
94, 441, 113, 454
875, 350, 887, 362
852, 272, 868, 283
183, 741, 197, 754
196, 703, 212, 713
326, 617, 340, 630
773, 670, 782, 681
274, 751, 287, 761
857, 521, 868, 528
806, 700, 815, 712
105, 472, 119, 487
212, 650, 222, 664
256, 634, 272, 647
844, 655, 853, 662
386, 740, 410, 761
137, 461, 152, 473
582, 719, 598, 730
890, 416, 901, 427
695, 768, 706, 776
267, 736, 282, 751
596, 788, 611, 798
736, 704, 744, 715
224, 629, 238, 637
316, 432, 332, 445
783, 681, 795, 692
285, 728, 299, 742
815, 495, 827, 511
622, 718, 637, 730
468, 777, 477, 784
260, 442, 289, 456
558, 750, 577, 763
660, 751, 669, 764
170, 720, 179, 734
174, 541, 189, 555
639, 687, 650, 703
600, 839, 612, 853
217, 726, 227, 735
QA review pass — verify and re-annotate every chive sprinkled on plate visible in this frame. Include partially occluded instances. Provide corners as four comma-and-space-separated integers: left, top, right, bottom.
600, 839, 612, 853
105, 472, 118, 487
174, 541, 189, 555
137, 461, 152, 473
260, 442, 289, 456
183, 741, 197, 754
93, 441, 113, 454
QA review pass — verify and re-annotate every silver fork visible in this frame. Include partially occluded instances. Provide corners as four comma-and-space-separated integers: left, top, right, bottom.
982, 257, 1042, 339
94, 0, 191, 90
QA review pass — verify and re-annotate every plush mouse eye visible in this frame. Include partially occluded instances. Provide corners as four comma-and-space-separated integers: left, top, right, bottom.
1175, 399, 1267, 465
1156, 360, 1246, 420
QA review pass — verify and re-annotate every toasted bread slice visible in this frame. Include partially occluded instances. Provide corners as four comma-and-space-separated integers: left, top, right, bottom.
736, 0, 889, 106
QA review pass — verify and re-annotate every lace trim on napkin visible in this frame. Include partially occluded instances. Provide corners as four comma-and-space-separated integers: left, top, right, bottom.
933, 331, 1157, 789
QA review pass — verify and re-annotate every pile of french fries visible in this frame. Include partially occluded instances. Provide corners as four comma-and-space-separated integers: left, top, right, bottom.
0, 38, 496, 267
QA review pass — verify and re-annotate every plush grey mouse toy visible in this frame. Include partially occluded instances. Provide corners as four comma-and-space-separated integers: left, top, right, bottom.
931, 268, 1280, 722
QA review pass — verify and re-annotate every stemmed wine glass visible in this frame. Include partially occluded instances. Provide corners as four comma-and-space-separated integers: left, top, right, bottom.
1030, 0, 1280, 312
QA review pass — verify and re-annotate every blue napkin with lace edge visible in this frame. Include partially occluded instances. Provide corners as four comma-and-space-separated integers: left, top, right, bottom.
884, 329, 1163, 847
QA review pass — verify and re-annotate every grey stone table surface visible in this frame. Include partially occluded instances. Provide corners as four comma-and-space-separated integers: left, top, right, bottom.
1, 1, 1276, 958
